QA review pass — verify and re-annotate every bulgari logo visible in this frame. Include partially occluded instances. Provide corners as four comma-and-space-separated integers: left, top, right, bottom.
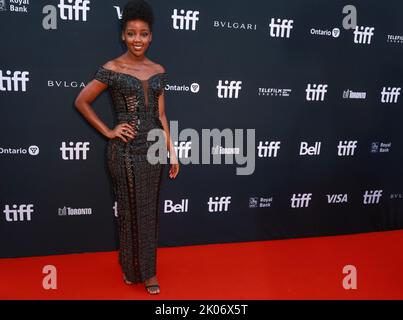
47, 80, 86, 88
213, 20, 257, 31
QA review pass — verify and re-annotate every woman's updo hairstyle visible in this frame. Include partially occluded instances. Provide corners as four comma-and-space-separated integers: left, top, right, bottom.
121, 0, 154, 32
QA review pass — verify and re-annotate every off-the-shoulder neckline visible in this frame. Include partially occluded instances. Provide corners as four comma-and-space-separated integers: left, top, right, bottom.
99, 66, 167, 82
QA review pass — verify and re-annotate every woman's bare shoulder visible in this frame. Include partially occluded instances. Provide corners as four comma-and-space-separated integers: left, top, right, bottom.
101, 60, 119, 72
154, 63, 166, 73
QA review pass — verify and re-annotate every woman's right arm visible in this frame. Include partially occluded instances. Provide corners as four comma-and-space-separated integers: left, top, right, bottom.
74, 79, 113, 138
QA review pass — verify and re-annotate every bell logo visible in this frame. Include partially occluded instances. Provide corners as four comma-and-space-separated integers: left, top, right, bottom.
164, 199, 189, 213
299, 142, 321, 156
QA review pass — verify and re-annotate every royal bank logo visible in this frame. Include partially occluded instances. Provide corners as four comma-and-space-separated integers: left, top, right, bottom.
258, 87, 292, 97
0, 0, 6, 11
0, 0, 30, 13
370, 142, 391, 153
249, 196, 273, 208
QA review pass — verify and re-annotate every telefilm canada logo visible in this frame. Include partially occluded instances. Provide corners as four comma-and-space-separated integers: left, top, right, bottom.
387, 34, 403, 44
258, 87, 292, 97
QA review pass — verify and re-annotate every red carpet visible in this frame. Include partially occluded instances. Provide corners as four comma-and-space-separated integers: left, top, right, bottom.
1, 230, 403, 300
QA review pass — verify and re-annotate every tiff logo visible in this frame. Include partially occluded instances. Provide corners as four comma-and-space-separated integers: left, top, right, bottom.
269, 18, 293, 38
306, 84, 328, 101
58, 0, 90, 21
291, 193, 312, 208
208, 196, 231, 212
353, 26, 375, 44
172, 9, 199, 30
381, 87, 401, 103
60, 142, 90, 160
171, 141, 191, 159
4, 204, 34, 222
257, 141, 281, 157
337, 140, 357, 156
363, 190, 382, 204
113, 201, 118, 218
217, 80, 242, 98
0, 70, 29, 92
42, 0, 90, 30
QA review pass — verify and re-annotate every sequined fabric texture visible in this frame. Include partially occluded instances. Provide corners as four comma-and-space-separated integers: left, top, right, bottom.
94, 66, 168, 284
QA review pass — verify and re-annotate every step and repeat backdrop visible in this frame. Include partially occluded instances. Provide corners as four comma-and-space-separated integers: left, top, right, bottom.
1, 0, 403, 258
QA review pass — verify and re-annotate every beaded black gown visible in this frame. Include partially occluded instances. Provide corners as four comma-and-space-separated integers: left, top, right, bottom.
94, 66, 168, 284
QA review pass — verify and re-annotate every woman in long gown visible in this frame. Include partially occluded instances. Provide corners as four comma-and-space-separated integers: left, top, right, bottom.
74, 0, 179, 295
